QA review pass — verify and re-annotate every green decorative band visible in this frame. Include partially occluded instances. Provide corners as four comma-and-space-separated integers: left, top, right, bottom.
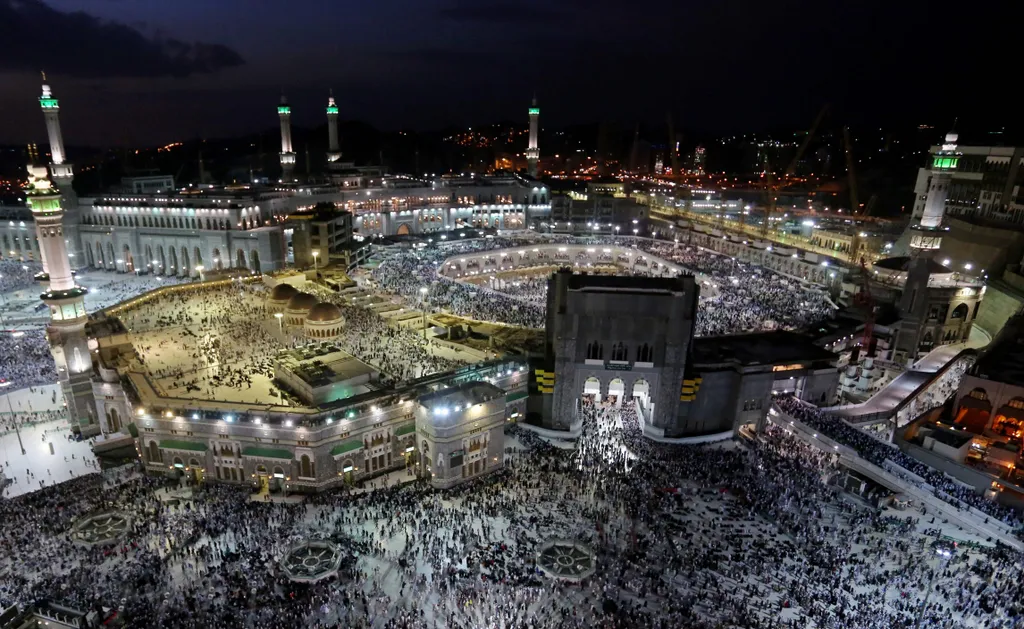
39, 98, 59, 109
278, 106, 291, 114
330, 440, 362, 456
395, 422, 416, 436
528, 108, 540, 115
160, 439, 208, 452
242, 446, 293, 459
326, 106, 339, 114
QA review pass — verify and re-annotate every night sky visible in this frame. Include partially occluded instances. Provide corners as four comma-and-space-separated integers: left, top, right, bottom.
0, 0, 1014, 147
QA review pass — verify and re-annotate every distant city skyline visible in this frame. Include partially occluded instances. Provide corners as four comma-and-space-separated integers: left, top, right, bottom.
0, 0, 1015, 146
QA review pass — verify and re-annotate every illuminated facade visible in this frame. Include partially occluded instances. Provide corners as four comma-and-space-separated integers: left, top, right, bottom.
326, 91, 341, 163
279, 95, 296, 179
25, 166, 97, 435
526, 96, 540, 178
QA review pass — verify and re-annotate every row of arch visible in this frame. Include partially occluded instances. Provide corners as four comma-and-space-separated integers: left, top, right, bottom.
144, 441, 315, 477
84, 213, 233, 231
84, 242, 261, 274
582, 376, 651, 405
585, 342, 654, 363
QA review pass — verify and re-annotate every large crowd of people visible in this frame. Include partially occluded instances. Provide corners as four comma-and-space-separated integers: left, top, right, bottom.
775, 395, 1024, 531
0, 330, 57, 390
370, 236, 836, 336
3, 393, 1024, 627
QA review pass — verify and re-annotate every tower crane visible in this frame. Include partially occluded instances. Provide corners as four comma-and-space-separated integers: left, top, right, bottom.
853, 258, 876, 359
761, 104, 828, 236
843, 126, 863, 264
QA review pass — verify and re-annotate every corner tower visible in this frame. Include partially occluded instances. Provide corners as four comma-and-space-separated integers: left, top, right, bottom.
526, 95, 540, 178
326, 91, 341, 163
893, 131, 959, 364
25, 166, 96, 435
278, 94, 296, 179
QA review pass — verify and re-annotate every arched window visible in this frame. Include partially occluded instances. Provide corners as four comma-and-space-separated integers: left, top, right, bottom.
611, 342, 628, 361
148, 441, 161, 463
300, 455, 313, 477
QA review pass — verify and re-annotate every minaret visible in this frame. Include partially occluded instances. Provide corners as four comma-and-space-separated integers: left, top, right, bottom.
894, 131, 959, 365
39, 74, 74, 190
278, 94, 296, 179
526, 95, 540, 178
326, 91, 341, 163
25, 165, 96, 434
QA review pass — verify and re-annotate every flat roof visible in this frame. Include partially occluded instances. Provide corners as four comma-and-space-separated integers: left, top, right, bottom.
565, 272, 692, 294
418, 380, 505, 410
692, 330, 836, 367
276, 345, 375, 388
928, 425, 974, 448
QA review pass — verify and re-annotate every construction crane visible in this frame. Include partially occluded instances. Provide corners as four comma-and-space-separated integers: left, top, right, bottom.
843, 126, 863, 264
853, 258, 876, 360
761, 104, 828, 236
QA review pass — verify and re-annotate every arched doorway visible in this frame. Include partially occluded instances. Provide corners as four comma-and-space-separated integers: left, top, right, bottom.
583, 376, 601, 397
180, 247, 190, 276
95, 241, 105, 268
212, 248, 222, 270
157, 245, 166, 274
86, 242, 95, 267
145, 245, 154, 272
607, 378, 625, 406
193, 247, 203, 269
631, 378, 651, 408
122, 244, 134, 272
249, 249, 261, 273
171, 456, 185, 478
954, 387, 992, 434
255, 464, 269, 493
950, 303, 969, 320
168, 246, 178, 274
188, 457, 203, 483
106, 407, 121, 433
107, 243, 115, 268
236, 249, 246, 268
147, 441, 161, 463
300, 454, 314, 478
341, 459, 355, 484
396, 223, 412, 236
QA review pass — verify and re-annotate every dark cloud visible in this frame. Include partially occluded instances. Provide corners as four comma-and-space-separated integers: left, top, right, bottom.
437, 0, 565, 24
0, 0, 243, 78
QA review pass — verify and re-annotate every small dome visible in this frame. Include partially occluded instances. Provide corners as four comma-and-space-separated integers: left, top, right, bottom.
306, 302, 343, 323
286, 291, 318, 311
269, 283, 298, 301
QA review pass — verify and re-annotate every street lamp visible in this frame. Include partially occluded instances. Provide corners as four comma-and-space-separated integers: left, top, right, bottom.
913, 547, 954, 629
274, 312, 283, 333
419, 287, 429, 340
195, 265, 204, 281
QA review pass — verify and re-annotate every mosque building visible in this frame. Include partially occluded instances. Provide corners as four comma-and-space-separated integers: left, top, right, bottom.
0, 82, 552, 275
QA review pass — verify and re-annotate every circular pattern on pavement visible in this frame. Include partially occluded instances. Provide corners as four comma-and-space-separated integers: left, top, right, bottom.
536, 539, 595, 581
70, 511, 131, 547
280, 540, 344, 584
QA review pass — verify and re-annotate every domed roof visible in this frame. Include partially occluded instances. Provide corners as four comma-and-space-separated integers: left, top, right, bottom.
306, 302, 343, 323
269, 283, 298, 301
286, 291, 318, 311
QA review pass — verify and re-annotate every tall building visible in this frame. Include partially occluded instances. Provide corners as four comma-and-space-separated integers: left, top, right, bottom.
25, 166, 96, 434
326, 91, 341, 163
278, 95, 296, 179
893, 132, 963, 364
38, 76, 74, 192
526, 96, 540, 178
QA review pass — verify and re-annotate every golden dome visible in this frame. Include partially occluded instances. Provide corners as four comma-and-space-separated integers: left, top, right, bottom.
269, 283, 298, 301
306, 302, 343, 323
286, 292, 318, 311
